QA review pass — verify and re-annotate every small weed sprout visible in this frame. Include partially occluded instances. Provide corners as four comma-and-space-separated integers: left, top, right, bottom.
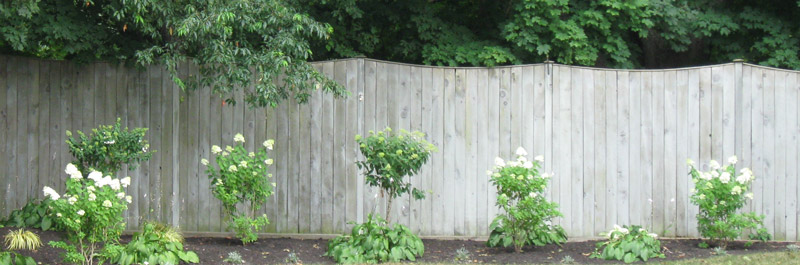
223, 251, 245, 264
787, 244, 800, 252
560, 255, 576, 264
713, 246, 728, 255
285, 251, 301, 264
453, 247, 471, 263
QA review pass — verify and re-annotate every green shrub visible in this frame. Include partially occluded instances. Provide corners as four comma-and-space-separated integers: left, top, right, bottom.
0, 199, 60, 231
65, 118, 153, 175
688, 156, 770, 248
487, 147, 567, 252
325, 214, 424, 263
204, 133, 275, 244
108, 221, 199, 265
590, 225, 665, 263
355, 127, 436, 222
0, 251, 36, 265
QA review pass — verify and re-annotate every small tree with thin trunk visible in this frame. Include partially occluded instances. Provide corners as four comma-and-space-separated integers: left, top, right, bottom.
355, 127, 437, 222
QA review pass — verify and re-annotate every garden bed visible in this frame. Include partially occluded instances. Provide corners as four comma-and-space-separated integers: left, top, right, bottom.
4, 227, 795, 264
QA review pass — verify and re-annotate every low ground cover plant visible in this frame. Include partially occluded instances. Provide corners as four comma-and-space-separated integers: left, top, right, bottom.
1, 228, 40, 265
487, 147, 567, 252
46, 164, 132, 265
688, 156, 770, 248
591, 225, 664, 263
325, 213, 424, 263
108, 221, 199, 265
204, 133, 276, 244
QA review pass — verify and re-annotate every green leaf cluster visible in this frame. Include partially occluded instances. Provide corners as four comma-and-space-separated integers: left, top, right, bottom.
325, 214, 424, 263
688, 157, 770, 248
0, 199, 60, 232
107, 221, 199, 265
204, 134, 275, 244
0, 251, 36, 265
590, 225, 665, 263
487, 149, 566, 252
65, 118, 153, 176
355, 127, 436, 221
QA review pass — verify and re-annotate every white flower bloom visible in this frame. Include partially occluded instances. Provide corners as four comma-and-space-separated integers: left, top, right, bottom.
731, 185, 742, 195
700, 172, 713, 180
690, 188, 697, 194
271, 182, 277, 187
211, 145, 222, 154
88, 193, 97, 201
239, 161, 248, 168
68, 196, 77, 205
87, 186, 95, 192
686, 158, 695, 166
125, 196, 132, 203
710, 171, 720, 178
43, 186, 60, 200
216, 179, 223, 186
117, 192, 125, 199
248, 152, 256, 157
88, 171, 103, 182
201, 159, 209, 166
121, 177, 131, 187
109, 178, 121, 190
699, 194, 706, 200
225, 146, 234, 153
542, 172, 552, 179
507, 161, 519, 167
75, 219, 80, 224
77, 210, 85, 216
515, 147, 528, 157
104, 140, 115, 145
529, 192, 537, 198
102, 200, 113, 208
222, 151, 229, 156
745, 193, 754, 200
486, 170, 493, 176
228, 165, 238, 172
65, 163, 82, 179
527, 175, 534, 180
720, 172, 731, 184
234, 133, 245, 143
265, 159, 274, 165
648, 233, 658, 239
728, 155, 738, 165
263, 139, 275, 150
56, 213, 62, 217
534, 155, 544, 162
495, 157, 505, 167
523, 161, 534, 169
709, 160, 721, 170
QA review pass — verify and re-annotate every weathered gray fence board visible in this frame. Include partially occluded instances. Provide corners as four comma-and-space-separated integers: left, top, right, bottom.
3, 56, 800, 239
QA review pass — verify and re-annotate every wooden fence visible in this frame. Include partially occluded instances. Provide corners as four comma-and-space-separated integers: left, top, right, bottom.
1, 55, 799, 240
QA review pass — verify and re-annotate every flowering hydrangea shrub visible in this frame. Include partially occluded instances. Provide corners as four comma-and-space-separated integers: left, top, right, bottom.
688, 156, 770, 248
355, 127, 437, 222
591, 225, 664, 263
487, 147, 566, 252
46, 163, 132, 265
204, 133, 275, 244
65, 118, 153, 175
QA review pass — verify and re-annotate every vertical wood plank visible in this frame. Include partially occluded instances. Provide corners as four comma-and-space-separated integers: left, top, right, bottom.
430, 68, 447, 235
604, 70, 619, 231
481, 68, 498, 236
581, 68, 595, 236
318, 62, 335, 233
763, 69, 776, 235
617, 70, 630, 227
345, 59, 360, 229
0, 56, 10, 216
629, 71, 642, 227
465, 68, 479, 236
676, 70, 689, 236
664, 70, 678, 237
782, 71, 798, 241
774, 70, 788, 240
307, 64, 323, 233
446, 68, 466, 235
555, 65, 572, 229
333, 60, 347, 231
652, 71, 665, 234
593, 69, 607, 236
688, 69, 702, 236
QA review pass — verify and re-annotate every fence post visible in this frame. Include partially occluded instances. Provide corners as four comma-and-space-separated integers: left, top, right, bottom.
733, 59, 744, 165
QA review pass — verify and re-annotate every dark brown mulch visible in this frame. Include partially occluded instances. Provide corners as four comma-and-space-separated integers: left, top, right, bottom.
1, 227, 795, 264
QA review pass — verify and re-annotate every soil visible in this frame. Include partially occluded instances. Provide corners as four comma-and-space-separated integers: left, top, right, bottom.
2, 227, 796, 264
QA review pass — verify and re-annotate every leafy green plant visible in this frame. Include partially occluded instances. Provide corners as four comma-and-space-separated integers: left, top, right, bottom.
0, 251, 36, 265
4, 229, 41, 251
355, 127, 437, 222
453, 247, 471, 263
223, 251, 244, 264
787, 244, 800, 252
46, 164, 133, 265
560, 255, 575, 264
325, 213, 424, 263
0, 199, 59, 231
65, 118, 153, 175
204, 133, 275, 244
688, 156, 770, 248
285, 251, 301, 264
107, 221, 199, 265
222, 251, 244, 264
590, 225, 664, 263
487, 147, 567, 252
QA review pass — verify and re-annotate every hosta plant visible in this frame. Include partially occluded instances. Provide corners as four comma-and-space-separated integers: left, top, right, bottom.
0, 199, 60, 231
204, 133, 275, 244
355, 127, 437, 222
65, 118, 153, 175
487, 147, 567, 252
46, 163, 133, 265
108, 221, 199, 265
688, 156, 770, 248
590, 225, 665, 263
325, 213, 424, 263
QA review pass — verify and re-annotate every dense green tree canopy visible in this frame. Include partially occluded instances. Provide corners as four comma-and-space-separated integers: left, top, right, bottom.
4, 0, 800, 106
0, 0, 347, 107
